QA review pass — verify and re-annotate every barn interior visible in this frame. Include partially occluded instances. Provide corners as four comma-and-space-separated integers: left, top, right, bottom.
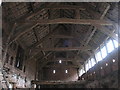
0, 2, 119, 88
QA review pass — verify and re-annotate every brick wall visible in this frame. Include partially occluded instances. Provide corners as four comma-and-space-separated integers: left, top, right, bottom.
42, 67, 78, 81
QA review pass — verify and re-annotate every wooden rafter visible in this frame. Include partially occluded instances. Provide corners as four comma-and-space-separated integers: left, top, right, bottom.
27, 5, 85, 20
44, 65, 79, 68
45, 58, 84, 62
41, 5, 85, 10
9, 18, 113, 44
84, 3, 111, 46
33, 46, 91, 52
18, 18, 113, 25
50, 35, 78, 39
93, 24, 119, 41
77, 3, 111, 55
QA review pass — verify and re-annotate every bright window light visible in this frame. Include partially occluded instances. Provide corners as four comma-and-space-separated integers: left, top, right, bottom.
82, 78, 84, 80
106, 63, 108, 66
116, 34, 118, 36
106, 39, 114, 53
113, 59, 116, 63
88, 59, 92, 69
79, 68, 85, 76
82, 68, 85, 74
101, 46, 107, 59
91, 58, 96, 67
95, 51, 102, 62
79, 70, 82, 76
113, 40, 118, 48
85, 63, 89, 71
59, 60, 62, 63
65, 70, 68, 73
9, 84, 12, 88
53, 70, 56, 74
0, 0, 1, 6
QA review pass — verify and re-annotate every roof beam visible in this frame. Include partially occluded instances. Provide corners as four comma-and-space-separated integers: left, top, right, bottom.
77, 3, 110, 55
33, 46, 91, 52
43, 57, 84, 62
94, 24, 119, 41
75, 9, 80, 19
10, 18, 113, 48
44, 65, 79, 68
18, 18, 113, 25
42, 5, 85, 10
83, 3, 110, 46
50, 35, 77, 39
46, 59, 84, 62
27, 5, 85, 20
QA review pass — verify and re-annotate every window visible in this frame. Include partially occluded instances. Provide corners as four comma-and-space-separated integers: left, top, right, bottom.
91, 58, 96, 67
101, 46, 107, 59
88, 59, 92, 69
59, 60, 62, 63
106, 63, 108, 66
113, 40, 118, 48
79, 67, 85, 76
106, 39, 114, 53
53, 70, 56, 74
85, 62, 89, 71
95, 51, 102, 62
113, 59, 115, 63
65, 70, 68, 73
79, 70, 82, 76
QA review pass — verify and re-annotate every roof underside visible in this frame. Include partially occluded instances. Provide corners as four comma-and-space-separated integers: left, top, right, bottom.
2, 2, 118, 69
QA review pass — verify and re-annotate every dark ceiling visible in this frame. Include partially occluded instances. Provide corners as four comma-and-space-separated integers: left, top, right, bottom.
2, 2, 119, 69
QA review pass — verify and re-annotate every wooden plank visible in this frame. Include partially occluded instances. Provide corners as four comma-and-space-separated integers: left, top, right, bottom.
31, 80, 85, 85
43, 57, 84, 62
33, 46, 90, 52
44, 65, 79, 68
50, 35, 76, 38
75, 10, 80, 19
18, 18, 113, 25
44, 5, 85, 10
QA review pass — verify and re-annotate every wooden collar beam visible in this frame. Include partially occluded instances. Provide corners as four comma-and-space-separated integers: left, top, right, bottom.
32, 46, 90, 52
18, 18, 113, 25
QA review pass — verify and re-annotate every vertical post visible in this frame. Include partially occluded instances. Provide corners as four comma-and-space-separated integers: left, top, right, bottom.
75, 9, 80, 19
35, 59, 38, 81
